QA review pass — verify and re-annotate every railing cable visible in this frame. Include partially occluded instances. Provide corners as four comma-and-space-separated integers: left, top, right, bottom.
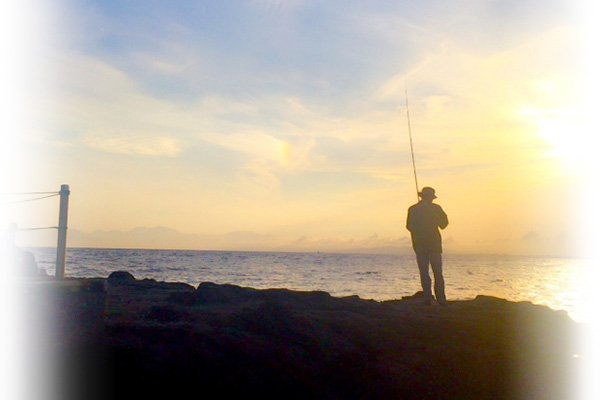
2, 193, 60, 205
16, 226, 59, 231
0, 191, 60, 195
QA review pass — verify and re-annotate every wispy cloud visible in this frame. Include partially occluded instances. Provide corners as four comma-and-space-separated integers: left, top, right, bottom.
14, 0, 583, 255
250, 0, 306, 15
81, 134, 182, 157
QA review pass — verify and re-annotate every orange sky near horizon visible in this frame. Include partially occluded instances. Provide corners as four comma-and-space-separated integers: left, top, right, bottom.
1, 0, 593, 258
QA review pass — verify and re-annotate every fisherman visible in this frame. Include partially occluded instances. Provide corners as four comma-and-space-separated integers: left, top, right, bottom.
406, 187, 449, 305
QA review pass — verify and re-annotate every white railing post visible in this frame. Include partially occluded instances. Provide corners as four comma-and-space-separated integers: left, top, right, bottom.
55, 184, 70, 280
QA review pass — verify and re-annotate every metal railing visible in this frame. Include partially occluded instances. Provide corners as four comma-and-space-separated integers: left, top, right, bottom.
2, 184, 71, 279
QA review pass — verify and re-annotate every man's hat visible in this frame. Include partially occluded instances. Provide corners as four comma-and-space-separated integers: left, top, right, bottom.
418, 187, 437, 199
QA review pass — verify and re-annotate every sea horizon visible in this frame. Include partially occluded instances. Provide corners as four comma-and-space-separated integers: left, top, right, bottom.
26, 244, 584, 259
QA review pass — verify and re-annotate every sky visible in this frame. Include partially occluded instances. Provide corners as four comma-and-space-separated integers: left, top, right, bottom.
2, 0, 597, 256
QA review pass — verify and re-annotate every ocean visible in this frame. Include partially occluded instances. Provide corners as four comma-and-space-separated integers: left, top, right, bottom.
28, 247, 588, 323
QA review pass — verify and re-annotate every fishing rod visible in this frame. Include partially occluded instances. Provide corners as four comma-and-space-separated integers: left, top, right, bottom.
405, 80, 420, 201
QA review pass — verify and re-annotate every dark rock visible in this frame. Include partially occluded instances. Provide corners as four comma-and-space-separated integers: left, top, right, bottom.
401, 290, 427, 300
107, 271, 136, 283
165, 290, 196, 305
195, 282, 257, 304
257, 288, 335, 309
238, 299, 298, 337
144, 305, 189, 323
94, 279, 585, 400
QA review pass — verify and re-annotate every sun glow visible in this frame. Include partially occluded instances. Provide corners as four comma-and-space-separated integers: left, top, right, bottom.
536, 117, 583, 161
516, 107, 585, 164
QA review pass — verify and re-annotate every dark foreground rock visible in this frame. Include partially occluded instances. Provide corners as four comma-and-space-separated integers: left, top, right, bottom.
51, 273, 585, 399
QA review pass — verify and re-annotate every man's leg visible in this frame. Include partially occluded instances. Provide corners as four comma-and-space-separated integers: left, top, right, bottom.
430, 252, 446, 303
416, 252, 432, 301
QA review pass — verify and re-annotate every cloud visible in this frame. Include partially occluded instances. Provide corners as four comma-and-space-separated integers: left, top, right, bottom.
82, 134, 182, 157
38, 52, 194, 156
250, 0, 305, 15
43, 21, 577, 182
206, 131, 284, 163
239, 159, 281, 192
128, 50, 192, 76
372, 25, 581, 185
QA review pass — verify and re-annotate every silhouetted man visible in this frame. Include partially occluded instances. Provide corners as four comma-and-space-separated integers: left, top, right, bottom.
406, 187, 449, 305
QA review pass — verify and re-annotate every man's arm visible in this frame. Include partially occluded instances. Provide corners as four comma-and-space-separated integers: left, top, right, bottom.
437, 205, 449, 229
406, 207, 414, 232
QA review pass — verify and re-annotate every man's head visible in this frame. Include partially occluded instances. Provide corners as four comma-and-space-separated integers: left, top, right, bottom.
418, 187, 437, 201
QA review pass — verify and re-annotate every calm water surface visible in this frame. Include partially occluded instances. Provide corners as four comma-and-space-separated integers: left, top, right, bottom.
29, 247, 588, 323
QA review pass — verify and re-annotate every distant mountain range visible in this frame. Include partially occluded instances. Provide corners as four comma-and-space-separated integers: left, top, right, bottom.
19, 225, 577, 257
67, 226, 414, 254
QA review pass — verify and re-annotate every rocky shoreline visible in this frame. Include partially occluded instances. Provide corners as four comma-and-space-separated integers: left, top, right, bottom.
35, 272, 584, 399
